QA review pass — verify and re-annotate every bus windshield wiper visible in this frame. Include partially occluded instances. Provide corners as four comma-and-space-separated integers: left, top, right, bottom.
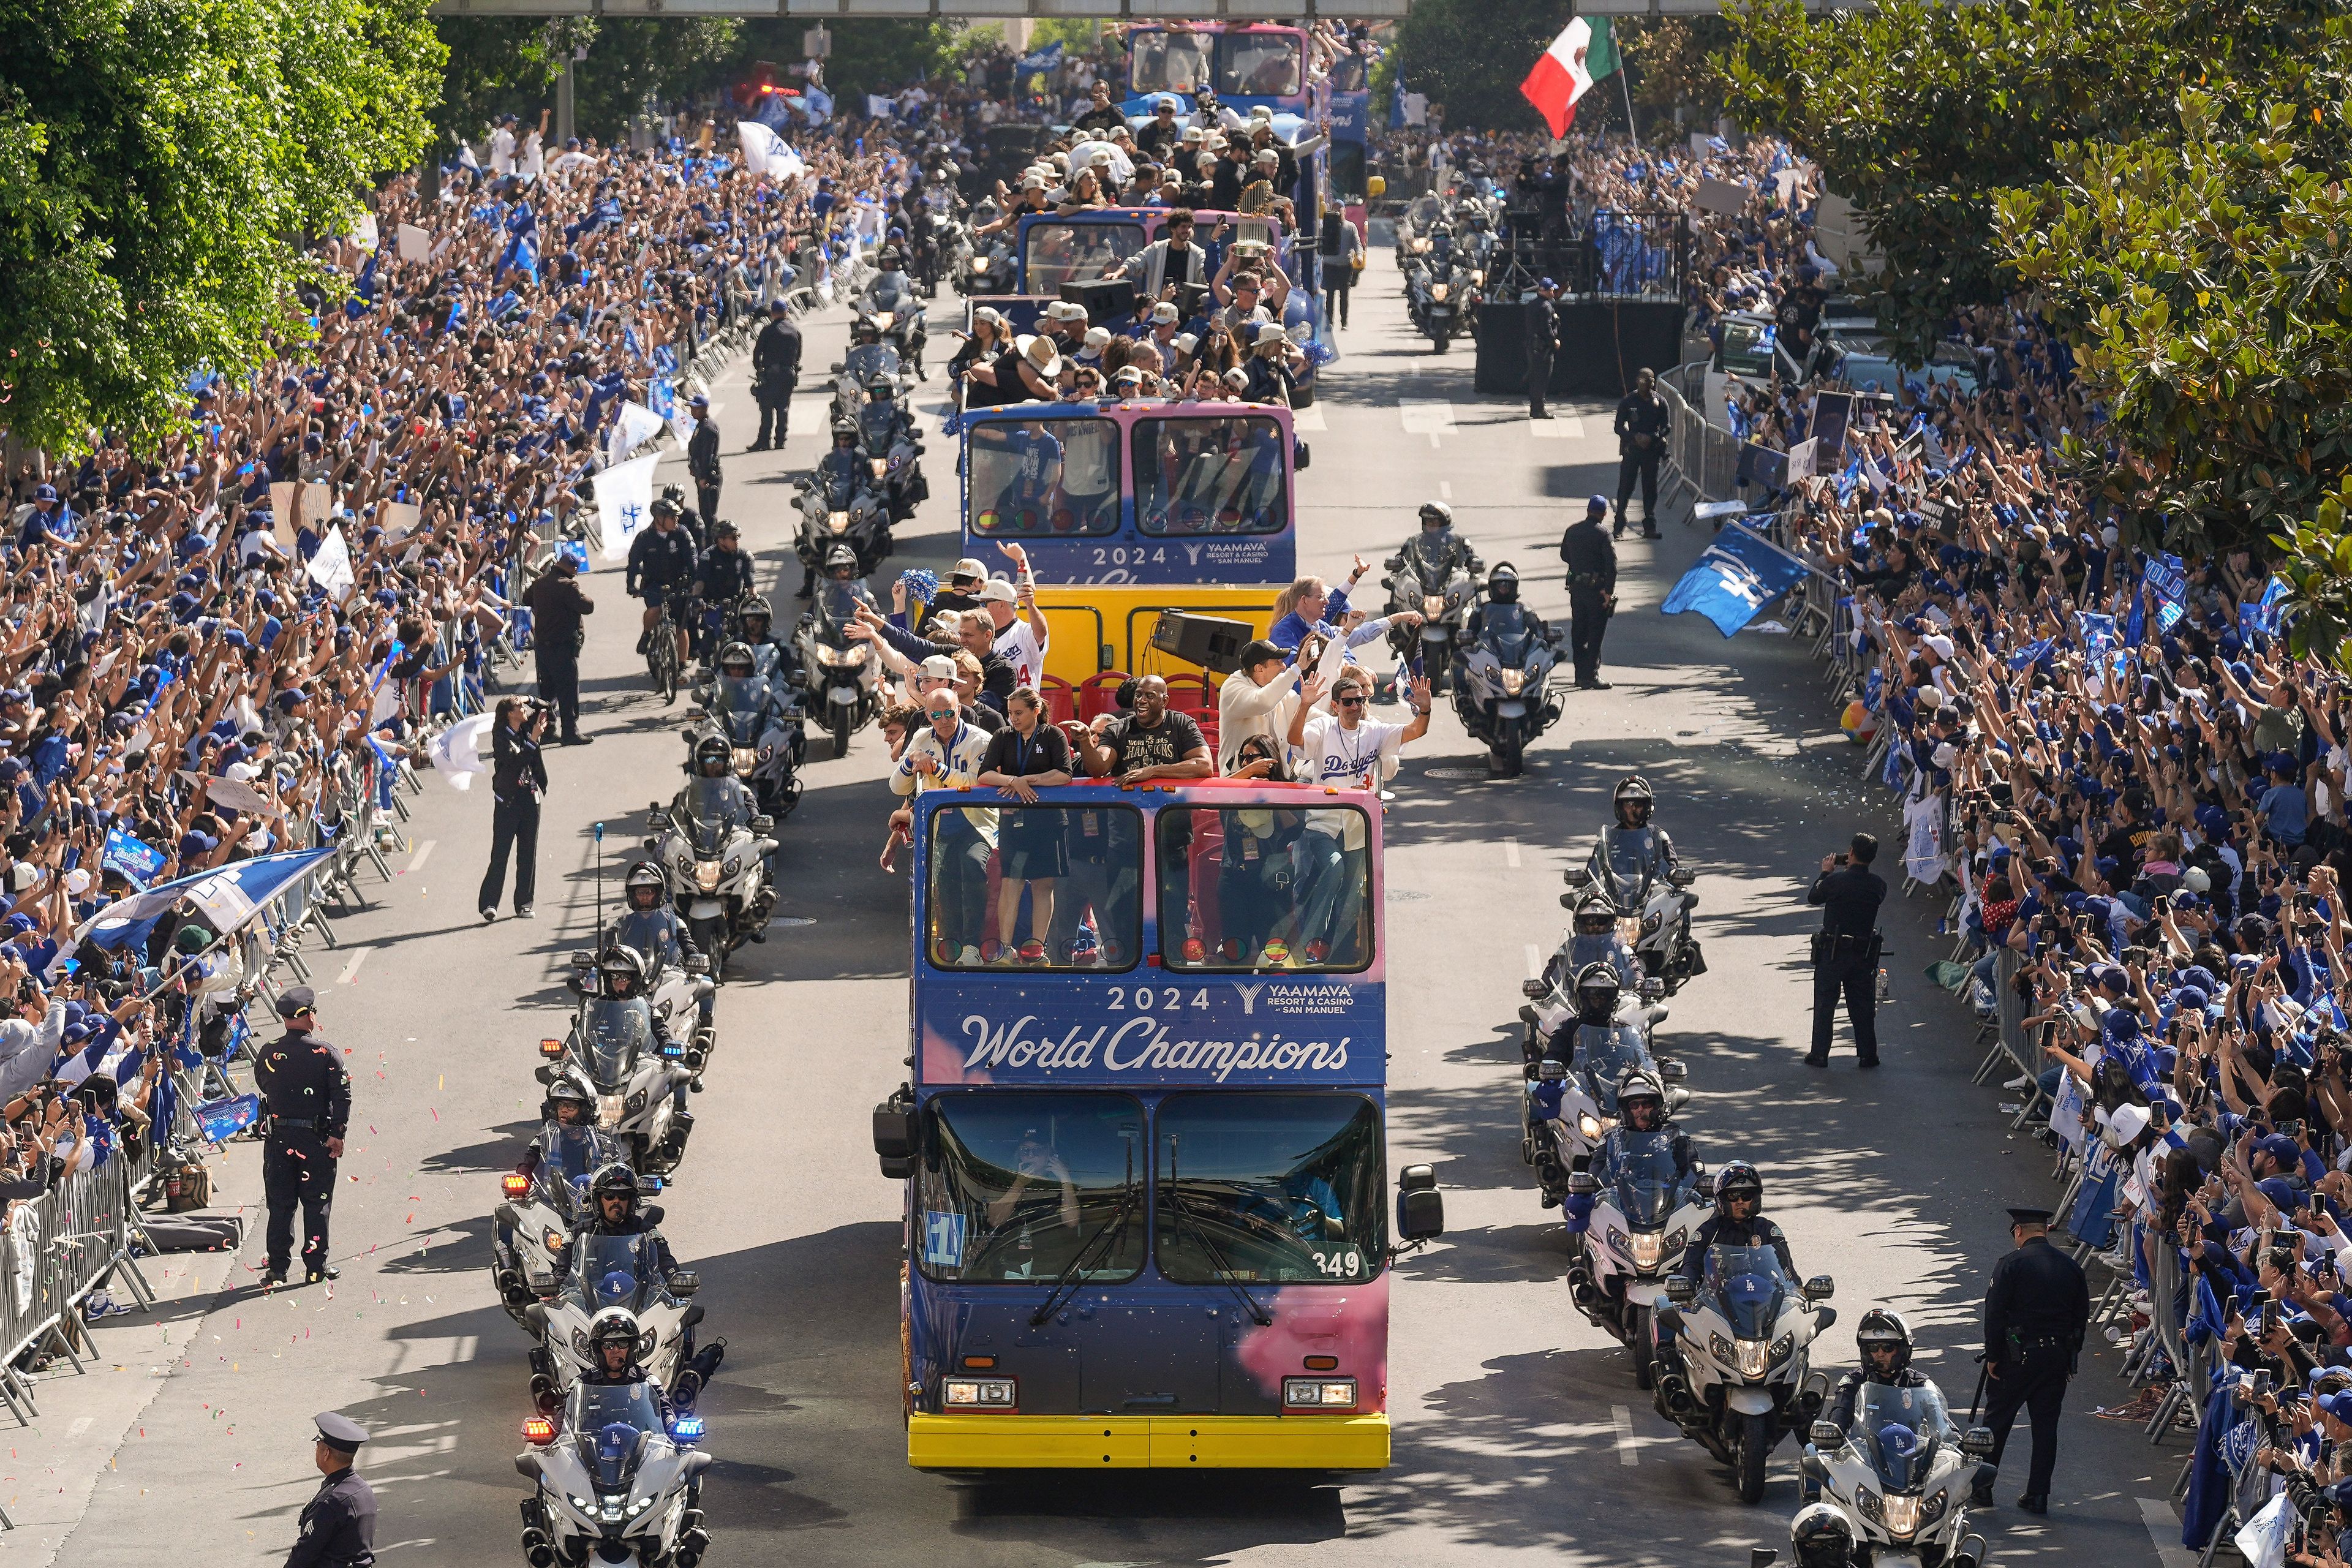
1165, 1139, 1272, 1326
1028, 1143, 1135, 1327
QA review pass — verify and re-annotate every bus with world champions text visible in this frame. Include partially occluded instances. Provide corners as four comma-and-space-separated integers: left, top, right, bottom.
871, 776, 1445, 1471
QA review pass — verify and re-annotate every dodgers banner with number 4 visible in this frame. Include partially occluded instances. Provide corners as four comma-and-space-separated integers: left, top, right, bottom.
1660, 523, 1811, 637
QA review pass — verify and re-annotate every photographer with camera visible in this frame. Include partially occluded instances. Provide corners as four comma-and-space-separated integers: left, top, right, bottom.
1806, 832, 1887, 1068
478, 696, 549, 923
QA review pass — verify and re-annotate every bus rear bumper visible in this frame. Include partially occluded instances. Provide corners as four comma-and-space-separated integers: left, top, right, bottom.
908, 1412, 1390, 1471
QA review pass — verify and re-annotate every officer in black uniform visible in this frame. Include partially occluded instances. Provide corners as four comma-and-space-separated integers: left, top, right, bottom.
255, 987, 349, 1286
1558, 494, 1618, 689
520, 551, 594, 746
1974, 1204, 2090, 1515
1806, 831, 1887, 1068
286, 1411, 376, 1567
692, 521, 756, 662
749, 300, 802, 451
1525, 277, 1560, 420
1612, 366, 1670, 538
686, 393, 723, 527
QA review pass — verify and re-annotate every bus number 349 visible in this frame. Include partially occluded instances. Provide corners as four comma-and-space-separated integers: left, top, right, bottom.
1312, 1249, 1363, 1277
1105, 987, 1211, 1011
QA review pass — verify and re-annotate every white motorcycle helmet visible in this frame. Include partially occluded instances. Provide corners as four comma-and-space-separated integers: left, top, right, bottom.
1789, 1501, 1855, 1568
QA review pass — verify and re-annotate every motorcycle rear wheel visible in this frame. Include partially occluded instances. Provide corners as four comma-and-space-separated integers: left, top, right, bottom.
1734, 1409, 1771, 1504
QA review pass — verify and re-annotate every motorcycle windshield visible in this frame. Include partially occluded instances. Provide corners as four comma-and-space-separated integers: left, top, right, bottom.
1577, 1025, 1653, 1114
569, 1382, 663, 1491
1479, 603, 1535, 666
1608, 1132, 1697, 1227
562, 1233, 665, 1318
580, 1000, 650, 1088
817, 463, 862, 510
611, 911, 683, 974
1703, 1245, 1792, 1341
859, 406, 899, 448
1597, 826, 1659, 908
712, 677, 768, 738
1852, 1381, 1953, 1493
676, 779, 750, 853
543, 1125, 619, 1190
844, 344, 900, 383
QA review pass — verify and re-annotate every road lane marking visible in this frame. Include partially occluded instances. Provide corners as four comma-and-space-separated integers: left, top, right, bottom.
1439, 480, 1453, 500
1400, 401, 1456, 447
337, 949, 372, 985
67, 1416, 92, 1438
407, 839, 435, 873
1529, 415, 1590, 439
1526, 943, 1544, 980
1505, 837, 1522, 868
2136, 1497, 2198, 1568
1611, 1404, 1639, 1465
1292, 404, 1327, 432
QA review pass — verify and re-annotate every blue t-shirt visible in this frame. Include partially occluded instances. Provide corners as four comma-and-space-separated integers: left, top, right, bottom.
2261, 782, 2309, 846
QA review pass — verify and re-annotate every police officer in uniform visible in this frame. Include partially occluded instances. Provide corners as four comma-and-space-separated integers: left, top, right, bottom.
1973, 1205, 2090, 1514
1525, 277, 1560, 420
749, 299, 801, 452
520, 551, 594, 746
1612, 366, 1670, 538
1806, 831, 1887, 1068
287, 1411, 377, 1567
686, 393, 723, 527
255, 987, 349, 1286
1558, 495, 1617, 690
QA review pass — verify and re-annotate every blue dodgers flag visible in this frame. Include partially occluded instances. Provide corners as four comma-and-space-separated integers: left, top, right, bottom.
2146, 551, 2188, 632
100, 824, 167, 889
1659, 524, 1811, 637
2242, 576, 2290, 642
75, 846, 336, 951
193, 1093, 260, 1144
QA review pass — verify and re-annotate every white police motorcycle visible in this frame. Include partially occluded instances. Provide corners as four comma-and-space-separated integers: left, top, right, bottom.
1566, 1125, 1711, 1389
571, 945, 714, 1075
492, 1120, 635, 1326
517, 1373, 712, 1568
537, 987, 695, 1174
692, 668, 805, 824
1450, 571, 1567, 777
1793, 1381, 1994, 1568
1523, 1021, 1685, 1204
1565, 850, 1703, 993
1656, 1245, 1839, 1502
526, 1237, 704, 1408
648, 772, 778, 967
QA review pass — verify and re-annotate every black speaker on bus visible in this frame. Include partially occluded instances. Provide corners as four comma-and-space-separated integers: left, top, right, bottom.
1060, 277, 1138, 325
1150, 611, 1254, 675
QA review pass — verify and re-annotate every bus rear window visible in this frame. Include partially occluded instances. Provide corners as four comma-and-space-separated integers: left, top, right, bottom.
1156, 806, 1372, 971
918, 1092, 1145, 1283
1132, 417, 1287, 537
927, 804, 1142, 969
1131, 30, 1215, 95
1022, 222, 1146, 294
1156, 1093, 1385, 1284
967, 419, 1120, 538
1219, 35, 1301, 97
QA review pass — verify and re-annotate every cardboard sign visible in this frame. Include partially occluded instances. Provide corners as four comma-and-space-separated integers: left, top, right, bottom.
1694, 177, 1749, 217
396, 222, 432, 264
268, 482, 298, 548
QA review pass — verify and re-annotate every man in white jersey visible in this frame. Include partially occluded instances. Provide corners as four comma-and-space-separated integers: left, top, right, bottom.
1282, 667, 1431, 963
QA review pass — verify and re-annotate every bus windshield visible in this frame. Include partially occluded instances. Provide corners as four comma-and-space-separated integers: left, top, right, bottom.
1132, 415, 1287, 536
1131, 30, 1215, 95
1156, 1093, 1384, 1283
918, 1092, 1145, 1283
927, 804, 1142, 970
968, 419, 1121, 538
1023, 222, 1147, 294
1156, 806, 1372, 971
1219, 34, 1302, 97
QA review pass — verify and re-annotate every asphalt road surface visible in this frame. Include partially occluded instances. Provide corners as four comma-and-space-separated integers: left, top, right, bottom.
28, 260, 2198, 1568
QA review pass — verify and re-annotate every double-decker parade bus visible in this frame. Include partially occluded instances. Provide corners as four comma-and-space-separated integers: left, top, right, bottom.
872, 778, 1445, 1471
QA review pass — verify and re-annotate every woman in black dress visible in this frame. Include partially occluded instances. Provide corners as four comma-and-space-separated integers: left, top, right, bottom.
976, 687, 1072, 963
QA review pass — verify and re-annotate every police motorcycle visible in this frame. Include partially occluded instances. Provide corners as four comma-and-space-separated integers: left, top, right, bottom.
493, 1091, 636, 1327
648, 733, 778, 964
958, 212, 1017, 298
931, 216, 973, 300
517, 1346, 714, 1568
854, 255, 929, 381
1381, 501, 1483, 695
598, 862, 718, 1069
1564, 1070, 1711, 1390
830, 325, 913, 431
1564, 774, 1706, 993
692, 642, 804, 823
854, 376, 929, 526
1522, 963, 1683, 1207
794, 421, 894, 590
794, 546, 883, 758
1450, 564, 1567, 777
1656, 1242, 1839, 1503
1523, 887, 1648, 1057
538, 948, 697, 1173
1403, 225, 1471, 351
1788, 1378, 1996, 1568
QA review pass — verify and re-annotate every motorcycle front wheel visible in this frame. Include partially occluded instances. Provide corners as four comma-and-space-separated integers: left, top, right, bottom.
831, 707, 853, 759
1734, 1409, 1771, 1504
1490, 737, 1523, 777
1629, 1305, 1656, 1389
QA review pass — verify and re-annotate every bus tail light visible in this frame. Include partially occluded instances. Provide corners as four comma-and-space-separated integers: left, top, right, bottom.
942, 1377, 1016, 1410
1283, 1377, 1356, 1409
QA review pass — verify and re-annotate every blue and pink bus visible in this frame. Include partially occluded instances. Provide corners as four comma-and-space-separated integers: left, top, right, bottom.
872, 778, 1444, 1471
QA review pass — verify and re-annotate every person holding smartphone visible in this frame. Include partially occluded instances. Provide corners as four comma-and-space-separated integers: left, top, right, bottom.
1806, 832, 1889, 1068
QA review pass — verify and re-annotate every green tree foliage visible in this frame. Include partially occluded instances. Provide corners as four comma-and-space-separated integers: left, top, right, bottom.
573, 18, 740, 141
432, 17, 569, 143
0, 0, 442, 455
718, 19, 966, 105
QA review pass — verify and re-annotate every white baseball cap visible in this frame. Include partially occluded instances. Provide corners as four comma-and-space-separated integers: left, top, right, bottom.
980, 578, 1020, 605
919, 654, 957, 682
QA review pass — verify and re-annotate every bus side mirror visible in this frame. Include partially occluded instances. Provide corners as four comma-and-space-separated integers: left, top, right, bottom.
873, 1093, 921, 1174
1565, 1172, 1600, 1197
1396, 1178, 1444, 1242
1664, 1276, 1697, 1308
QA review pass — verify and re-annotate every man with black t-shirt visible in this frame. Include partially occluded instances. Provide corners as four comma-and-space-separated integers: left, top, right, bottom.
1076, 676, 1213, 785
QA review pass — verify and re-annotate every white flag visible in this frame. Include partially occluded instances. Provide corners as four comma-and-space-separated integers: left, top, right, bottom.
307, 524, 356, 600
608, 401, 667, 462
397, 222, 432, 264
737, 120, 806, 183
352, 213, 380, 253
597, 451, 659, 562
867, 94, 896, 119
429, 711, 496, 792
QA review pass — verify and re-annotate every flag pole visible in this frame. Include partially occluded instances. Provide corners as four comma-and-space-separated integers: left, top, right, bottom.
1616, 23, 1638, 145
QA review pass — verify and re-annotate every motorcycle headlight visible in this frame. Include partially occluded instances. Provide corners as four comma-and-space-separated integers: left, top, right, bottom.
1499, 669, 1526, 696
695, 861, 722, 892
624, 1090, 647, 1115
1627, 1230, 1664, 1273
568, 1493, 595, 1513
1854, 1487, 1883, 1523
873, 311, 895, 330
629, 1495, 657, 1517
1661, 1226, 1688, 1262
827, 510, 851, 532
1769, 1333, 1795, 1367
1709, 1332, 1738, 1366
1576, 1112, 1603, 1142
971, 257, 988, 273
1880, 1492, 1920, 1538
815, 644, 864, 666
1421, 594, 1444, 618
597, 1094, 625, 1127
1734, 1336, 1771, 1379
1642, 911, 1663, 934
1917, 1488, 1948, 1526
1618, 916, 1643, 947
870, 458, 888, 480
732, 746, 756, 774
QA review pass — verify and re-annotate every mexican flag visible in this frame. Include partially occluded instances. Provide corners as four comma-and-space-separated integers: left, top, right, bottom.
1520, 17, 1619, 139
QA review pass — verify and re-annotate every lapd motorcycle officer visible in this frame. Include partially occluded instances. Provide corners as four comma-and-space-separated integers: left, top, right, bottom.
284, 1412, 375, 1568
1973, 1204, 2090, 1515
1806, 831, 1888, 1068
1394, 499, 1484, 586
749, 298, 802, 452
1825, 1308, 1936, 1438
733, 597, 801, 690
576, 1310, 676, 1425
549, 1165, 726, 1403
1591, 773, 1681, 891
255, 986, 349, 1286
1671, 1161, 1796, 1284
516, 1078, 603, 1180
1564, 1066, 1697, 1229
1558, 494, 1618, 688
1564, 887, 1641, 989
607, 862, 712, 1031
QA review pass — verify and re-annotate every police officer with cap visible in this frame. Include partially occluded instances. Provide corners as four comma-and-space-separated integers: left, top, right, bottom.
1557, 495, 1617, 689
1525, 277, 1561, 420
285, 1411, 376, 1567
1806, 832, 1887, 1068
687, 393, 722, 527
749, 298, 801, 452
1973, 1204, 2089, 1514
254, 986, 349, 1286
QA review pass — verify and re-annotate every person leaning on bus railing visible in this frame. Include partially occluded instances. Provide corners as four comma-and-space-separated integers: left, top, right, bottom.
978, 688, 1076, 963
1076, 676, 1215, 786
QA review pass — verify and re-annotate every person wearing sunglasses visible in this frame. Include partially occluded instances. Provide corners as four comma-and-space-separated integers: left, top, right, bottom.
894, 694, 995, 964
1282, 668, 1433, 964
